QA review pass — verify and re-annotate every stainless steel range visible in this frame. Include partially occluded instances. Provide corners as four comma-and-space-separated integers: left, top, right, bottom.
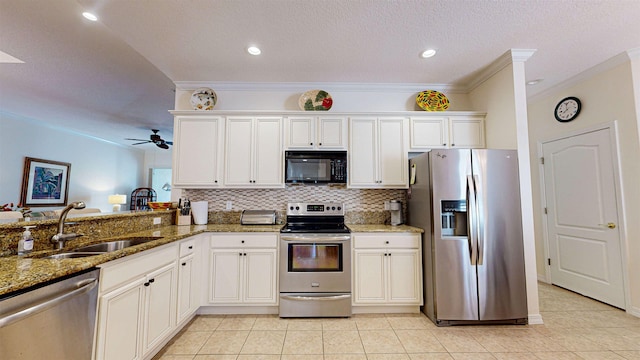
279, 202, 352, 317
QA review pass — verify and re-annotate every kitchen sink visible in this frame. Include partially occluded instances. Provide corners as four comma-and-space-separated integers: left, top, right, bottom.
71, 236, 163, 253
45, 252, 105, 259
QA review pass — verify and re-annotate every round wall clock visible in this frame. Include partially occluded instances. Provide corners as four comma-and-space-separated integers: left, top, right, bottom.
554, 96, 581, 122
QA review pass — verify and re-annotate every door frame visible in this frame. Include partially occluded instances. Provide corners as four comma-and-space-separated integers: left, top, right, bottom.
537, 121, 630, 309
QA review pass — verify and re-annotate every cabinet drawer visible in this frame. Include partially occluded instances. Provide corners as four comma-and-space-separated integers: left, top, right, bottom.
99, 243, 178, 293
352, 233, 420, 249
210, 233, 278, 248
179, 239, 195, 257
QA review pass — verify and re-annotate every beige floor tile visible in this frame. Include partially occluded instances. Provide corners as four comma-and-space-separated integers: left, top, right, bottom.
531, 352, 583, 359
287, 319, 323, 330
574, 351, 627, 359
388, 316, 433, 330
359, 329, 405, 354
164, 331, 212, 355
613, 350, 640, 359
448, 353, 496, 359
156, 355, 196, 360
280, 355, 324, 360
431, 332, 487, 353
323, 330, 365, 354
237, 355, 281, 360
395, 329, 447, 353
198, 330, 249, 354
194, 356, 238, 360
187, 316, 224, 331
323, 354, 368, 360
252, 317, 289, 330
366, 354, 411, 360
217, 316, 257, 330
355, 317, 392, 330
282, 330, 323, 354
408, 354, 454, 360
240, 330, 285, 354
491, 353, 539, 359
322, 318, 358, 330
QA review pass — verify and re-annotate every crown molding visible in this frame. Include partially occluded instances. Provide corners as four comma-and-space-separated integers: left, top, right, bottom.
528, 49, 637, 103
174, 81, 468, 94
465, 49, 537, 92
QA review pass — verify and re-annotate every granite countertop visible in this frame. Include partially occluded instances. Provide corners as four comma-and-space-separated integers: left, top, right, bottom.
0, 223, 422, 297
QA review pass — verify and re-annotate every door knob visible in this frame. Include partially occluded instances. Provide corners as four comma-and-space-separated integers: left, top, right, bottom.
599, 222, 616, 229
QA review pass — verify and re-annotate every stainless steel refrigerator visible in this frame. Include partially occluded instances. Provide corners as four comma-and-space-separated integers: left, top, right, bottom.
407, 149, 527, 326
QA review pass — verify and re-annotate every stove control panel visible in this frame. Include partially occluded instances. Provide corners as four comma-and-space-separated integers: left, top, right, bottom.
286, 202, 344, 216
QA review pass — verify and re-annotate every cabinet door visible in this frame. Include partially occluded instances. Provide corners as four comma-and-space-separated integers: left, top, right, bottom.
378, 118, 408, 187
143, 262, 177, 354
450, 116, 485, 148
286, 116, 314, 148
244, 249, 278, 304
349, 118, 378, 186
387, 249, 422, 304
209, 249, 243, 303
317, 116, 346, 149
410, 117, 448, 149
353, 249, 386, 303
95, 279, 145, 360
225, 117, 254, 185
177, 254, 195, 323
254, 117, 283, 186
173, 116, 223, 187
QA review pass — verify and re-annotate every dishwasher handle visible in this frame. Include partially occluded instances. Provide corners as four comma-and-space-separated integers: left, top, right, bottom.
0, 277, 98, 328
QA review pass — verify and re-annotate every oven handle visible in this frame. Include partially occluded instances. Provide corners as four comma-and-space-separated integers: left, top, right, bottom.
280, 235, 351, 242
280, 294, 351, 301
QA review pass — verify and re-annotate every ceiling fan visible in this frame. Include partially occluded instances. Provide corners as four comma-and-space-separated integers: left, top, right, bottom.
126, 129, 173, 149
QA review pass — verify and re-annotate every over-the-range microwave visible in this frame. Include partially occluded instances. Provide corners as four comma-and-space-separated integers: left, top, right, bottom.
284, 150, 347, 184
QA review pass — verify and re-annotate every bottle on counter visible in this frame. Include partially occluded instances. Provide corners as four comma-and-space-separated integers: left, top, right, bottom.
18, 225, 36, 256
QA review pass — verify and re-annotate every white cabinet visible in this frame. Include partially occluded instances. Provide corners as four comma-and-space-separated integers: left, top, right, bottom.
173, 115, 224, 187
208, 233, 278, 305
349, 117, 408, 188
95, 244, 178, 360
352, 233, 422, 305
224, 116, 283, 187
285, 116, 347, 149
409, 115, 485, 150
177, 238, 200, 324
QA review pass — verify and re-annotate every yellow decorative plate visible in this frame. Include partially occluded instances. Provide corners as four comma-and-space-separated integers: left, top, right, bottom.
416, 90, 449, 111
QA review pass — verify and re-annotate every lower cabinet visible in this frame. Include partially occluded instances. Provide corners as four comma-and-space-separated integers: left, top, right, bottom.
352, 233, 423, 305
208, 233, 278, 305
94, 236, 202, 360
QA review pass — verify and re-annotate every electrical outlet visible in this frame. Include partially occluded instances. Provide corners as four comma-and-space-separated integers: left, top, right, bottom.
226, 201, 232, 210
153, 217, 161, 225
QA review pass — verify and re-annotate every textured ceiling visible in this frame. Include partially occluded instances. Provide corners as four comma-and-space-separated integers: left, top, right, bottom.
1, 0, 639, 147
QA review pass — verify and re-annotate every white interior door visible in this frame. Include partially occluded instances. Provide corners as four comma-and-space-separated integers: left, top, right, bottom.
542, 127, 625, 308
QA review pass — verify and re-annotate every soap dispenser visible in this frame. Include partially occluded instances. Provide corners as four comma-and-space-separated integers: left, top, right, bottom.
18, 225, 36, 256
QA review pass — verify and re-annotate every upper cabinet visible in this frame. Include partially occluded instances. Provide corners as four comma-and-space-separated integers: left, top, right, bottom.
285, 116, 347, 150
409, 115, 485, 150
349, 117, 408, 188
172, 115, 224, 187
224, 116, 283, 187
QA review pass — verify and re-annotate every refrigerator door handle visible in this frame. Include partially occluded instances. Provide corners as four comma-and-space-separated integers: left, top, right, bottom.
473, 175, 484, 266
466, 175, 478, 266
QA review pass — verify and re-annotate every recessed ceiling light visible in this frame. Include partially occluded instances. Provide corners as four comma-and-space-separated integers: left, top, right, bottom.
82, 12, 98, 21
526, 79, 543, 85
420, 49, 437, 58
247, 46, 261, 55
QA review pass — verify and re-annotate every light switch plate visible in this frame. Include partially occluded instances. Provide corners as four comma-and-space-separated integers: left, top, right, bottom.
153, 217, 161, 225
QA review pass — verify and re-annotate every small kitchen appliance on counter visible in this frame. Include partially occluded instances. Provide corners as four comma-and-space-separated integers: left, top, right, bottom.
279, 202, 351, 317
240, 210, 276, 225
384, 200, 403, 226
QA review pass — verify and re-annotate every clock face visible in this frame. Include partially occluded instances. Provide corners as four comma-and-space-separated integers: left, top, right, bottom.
554, 96, 581, 122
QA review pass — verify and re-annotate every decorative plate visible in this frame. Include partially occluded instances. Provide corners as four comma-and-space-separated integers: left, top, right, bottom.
416, 90, 449, 111
298, 89, 333, 111
190, 87, 217, 110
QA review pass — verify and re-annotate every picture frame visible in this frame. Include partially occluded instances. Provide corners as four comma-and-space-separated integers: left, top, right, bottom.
20, 157, 71, 207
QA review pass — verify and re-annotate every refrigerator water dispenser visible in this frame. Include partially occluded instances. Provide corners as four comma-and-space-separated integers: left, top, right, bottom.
441, 200, 467, 236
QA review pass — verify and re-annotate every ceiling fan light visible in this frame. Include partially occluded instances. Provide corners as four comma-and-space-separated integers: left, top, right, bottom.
421, 49, 437, 58
526, 79, 543, 85
82, 12, 98, 21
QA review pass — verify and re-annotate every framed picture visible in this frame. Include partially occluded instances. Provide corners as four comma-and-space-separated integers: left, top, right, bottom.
20, 157, 71, 207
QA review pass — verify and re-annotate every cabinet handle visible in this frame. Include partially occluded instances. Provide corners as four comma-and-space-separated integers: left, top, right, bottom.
182, 262, 187, 266
188, 246, 193, 249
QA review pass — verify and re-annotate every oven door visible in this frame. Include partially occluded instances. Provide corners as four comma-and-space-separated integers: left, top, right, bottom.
279, 234, 351, 293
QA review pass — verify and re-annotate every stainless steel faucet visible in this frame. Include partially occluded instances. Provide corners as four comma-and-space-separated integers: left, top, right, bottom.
51, 201, 86, 249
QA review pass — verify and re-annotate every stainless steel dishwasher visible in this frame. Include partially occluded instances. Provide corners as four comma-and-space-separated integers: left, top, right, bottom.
0, 268, 100, 359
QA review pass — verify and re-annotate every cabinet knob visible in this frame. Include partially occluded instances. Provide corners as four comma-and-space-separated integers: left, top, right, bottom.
243, 253, 247, 256
451, 144, 455, 146
214, 180, 218, 183
188, 246, 193, 249
385, 241, 389, 244
182, 262, 187, 266
310, 142, 313, 145
241, 240, 245, 243
144, 282, 150, 287
319, 143, 322, 146
443, 143, 447, 146
239, 252, 243, 256
149, 278, 155, 284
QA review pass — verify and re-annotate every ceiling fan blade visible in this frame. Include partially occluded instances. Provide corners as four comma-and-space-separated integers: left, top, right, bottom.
157, 143, 169, 149
131, 141, 150, 145
125, 138, 149, 142
165, 141, 173, 145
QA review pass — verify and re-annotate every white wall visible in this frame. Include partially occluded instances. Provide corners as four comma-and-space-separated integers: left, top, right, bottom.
527, 54, 640, 315
0, 113, 146, 212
